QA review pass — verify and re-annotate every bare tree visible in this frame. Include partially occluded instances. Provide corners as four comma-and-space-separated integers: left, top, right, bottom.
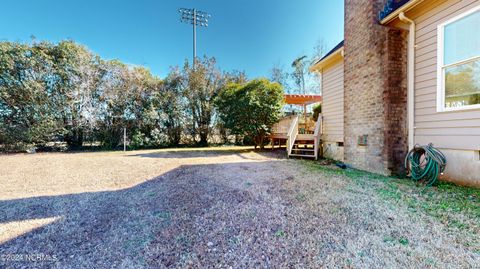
270, 63, 291, 93
311, 38, 327, 63
308, 38, 328, 94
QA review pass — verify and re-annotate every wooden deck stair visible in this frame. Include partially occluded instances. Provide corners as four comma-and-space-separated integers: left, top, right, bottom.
289, 135, 316, 158
271, 115, 323, 160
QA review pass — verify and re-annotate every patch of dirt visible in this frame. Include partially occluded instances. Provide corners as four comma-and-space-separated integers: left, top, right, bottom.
0, 147, 478, 268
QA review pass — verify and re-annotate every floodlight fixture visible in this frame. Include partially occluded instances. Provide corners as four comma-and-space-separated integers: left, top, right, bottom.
178, 8, 211, 67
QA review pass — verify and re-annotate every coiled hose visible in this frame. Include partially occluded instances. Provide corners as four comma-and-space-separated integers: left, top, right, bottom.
405, 143, 447, 187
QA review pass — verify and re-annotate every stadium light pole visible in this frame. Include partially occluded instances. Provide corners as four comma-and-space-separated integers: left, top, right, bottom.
178, 8, 211, 68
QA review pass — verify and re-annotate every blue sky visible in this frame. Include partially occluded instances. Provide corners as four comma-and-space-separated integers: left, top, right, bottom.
0, 0, 344, 79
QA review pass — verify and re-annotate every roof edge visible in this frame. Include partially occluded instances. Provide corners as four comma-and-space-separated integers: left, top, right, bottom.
309, 40, 344, 72
309, 49, 343, 72
379, 0, 425, 24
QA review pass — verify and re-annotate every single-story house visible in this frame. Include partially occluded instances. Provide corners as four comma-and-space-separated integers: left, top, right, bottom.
310, 0, 480, 186
310, 41, 345, 161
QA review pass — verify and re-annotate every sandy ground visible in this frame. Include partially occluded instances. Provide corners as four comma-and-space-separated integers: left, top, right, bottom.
0, 147, 478, 268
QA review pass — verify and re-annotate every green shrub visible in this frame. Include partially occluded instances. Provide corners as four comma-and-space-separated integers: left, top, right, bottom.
312, 103, 322, 122
215, 78, 284, 149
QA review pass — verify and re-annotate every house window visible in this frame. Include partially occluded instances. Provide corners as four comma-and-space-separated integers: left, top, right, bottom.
437, 6, 480, 111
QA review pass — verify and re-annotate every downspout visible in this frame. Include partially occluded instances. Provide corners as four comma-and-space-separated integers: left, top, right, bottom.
398, 12, 415, 151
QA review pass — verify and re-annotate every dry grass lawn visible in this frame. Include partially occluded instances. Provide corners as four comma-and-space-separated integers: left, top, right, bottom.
0, 147, 478, 268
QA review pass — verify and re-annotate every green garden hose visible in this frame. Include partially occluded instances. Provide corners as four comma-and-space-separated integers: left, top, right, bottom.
405, 143, 447, 187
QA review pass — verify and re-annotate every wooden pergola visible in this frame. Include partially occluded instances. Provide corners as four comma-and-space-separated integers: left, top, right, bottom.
284, 94, 322, 106
284, 94, 322, 128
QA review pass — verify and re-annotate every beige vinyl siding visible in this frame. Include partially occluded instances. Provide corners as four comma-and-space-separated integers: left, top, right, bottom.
321, 60, 344, 143
411, 0, 480, 150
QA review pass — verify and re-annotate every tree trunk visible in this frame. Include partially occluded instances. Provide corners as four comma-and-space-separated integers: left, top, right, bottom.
259, 136, 265, 150
198, 125, 209, 146
199, 132, 208, 146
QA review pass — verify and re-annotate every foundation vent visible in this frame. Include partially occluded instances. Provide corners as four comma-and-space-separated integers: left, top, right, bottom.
357, 135, 368, 146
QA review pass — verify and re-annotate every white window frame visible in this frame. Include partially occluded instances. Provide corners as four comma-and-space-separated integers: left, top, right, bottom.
436, 5, 480, 112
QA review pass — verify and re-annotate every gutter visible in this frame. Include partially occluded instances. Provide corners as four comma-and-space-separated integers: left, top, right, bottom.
380, 0, 424, 25
398, 12, 415, 151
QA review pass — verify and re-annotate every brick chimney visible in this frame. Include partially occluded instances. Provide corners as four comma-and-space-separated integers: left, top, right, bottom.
343, 0, 408, 176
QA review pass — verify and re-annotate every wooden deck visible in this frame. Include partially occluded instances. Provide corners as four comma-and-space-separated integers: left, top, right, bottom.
296, 134, 315, 141
270, 133, 288, 140
270, 115, 322, 159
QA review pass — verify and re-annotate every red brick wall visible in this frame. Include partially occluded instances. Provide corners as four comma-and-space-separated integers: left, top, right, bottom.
343, 0, 408, 175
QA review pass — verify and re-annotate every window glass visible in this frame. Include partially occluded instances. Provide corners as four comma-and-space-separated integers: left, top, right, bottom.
445, 58, 480, 108
444, 10, 480, 65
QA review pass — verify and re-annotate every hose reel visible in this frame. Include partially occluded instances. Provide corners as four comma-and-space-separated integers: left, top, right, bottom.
405, 143, 447, 187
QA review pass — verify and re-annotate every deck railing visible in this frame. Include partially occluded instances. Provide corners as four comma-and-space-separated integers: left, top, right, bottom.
286, 115, 299, 157
313, 114, 323, 160
272, 115, 295, 135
